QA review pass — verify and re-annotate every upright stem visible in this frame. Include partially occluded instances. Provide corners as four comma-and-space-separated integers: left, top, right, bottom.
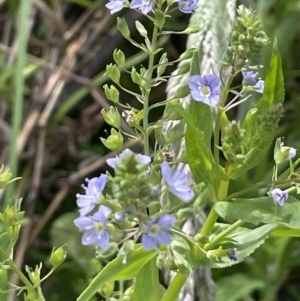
142, 13, 160, 156
199, 180, 229, 239
214, 73, 235, 164
160, 273, 187, 301
0, 246, 38, 298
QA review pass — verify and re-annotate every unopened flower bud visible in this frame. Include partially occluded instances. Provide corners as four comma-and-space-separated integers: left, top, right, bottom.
103, 84, 120, 103
106, 63, 120, 84
113, 49, 125, 68
50, 247, 66, 269
0, 165, 12, 189
101, 107, 121, 129
100, 128, 123, 150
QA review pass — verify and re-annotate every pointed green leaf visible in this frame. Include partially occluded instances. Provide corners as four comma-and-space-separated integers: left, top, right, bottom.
216, 274, 265, 301
203, 224, 277, 268
77, 246, 156, 301
133, 258, 159, 301
215, 196, 300, 230
257, 38, 284, 109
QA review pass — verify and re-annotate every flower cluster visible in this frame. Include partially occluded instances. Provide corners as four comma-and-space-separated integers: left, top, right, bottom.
105, 0, 198, 14
74, 148, 194, 252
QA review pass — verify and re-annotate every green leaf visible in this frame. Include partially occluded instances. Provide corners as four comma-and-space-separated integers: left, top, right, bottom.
203, 223, 277, 268
178, 106, 227, 186
216, 273, 265, 301
257, 38, 284, 109
133, 258, 159, 301
215, 196, 300, 230
77, 245, 156, 301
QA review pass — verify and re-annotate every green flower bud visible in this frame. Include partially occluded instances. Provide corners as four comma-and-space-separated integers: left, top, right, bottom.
135, 20, 147, 37
157, 53, 168, 77
100, 128, 123, 151
177, 63, 190, 75
131, 67, 142, 85
49, 247, 66, 269
103, 84, 120, 103
0, 165, 12, 189
25, 264, 42, 286
102, 281, 115, 297
106, 63, 120, 84
117, 17, 130, 39
179, 48, 195, 61
101, 107, 121, 129
113, 49, 125, 68
183, 27, 201, 34
174, 85, 190, 98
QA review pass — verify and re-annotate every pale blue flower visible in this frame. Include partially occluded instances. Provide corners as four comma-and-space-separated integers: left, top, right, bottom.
106, 0, 126, 14
107, 148, 151, 169
287, 147, 297, 160
178, 0, 198, 13
271, 188, 288, 206
188, 74, 221, 107
130, 0, 152, 14
142, 215, 176, 250
74, 205, 111, 249
242, 71, 264, 93
161, 161, 194, 202
76, 175, 107, 216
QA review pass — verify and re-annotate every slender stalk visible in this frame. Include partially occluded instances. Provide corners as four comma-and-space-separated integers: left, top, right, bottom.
214, 73, 235, 164
5, 0, 32, 206
204, 219, 244, 250
0, 246, 37, 298
199, 180, 229, 238
160, 273, 187, 301
142, 24, 159, 155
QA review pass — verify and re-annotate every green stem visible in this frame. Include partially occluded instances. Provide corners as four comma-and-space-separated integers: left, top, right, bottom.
142, 24, 159, 156
160, 273, 187, 301
214, 73, 235, 164
142, 0, 165, 156
204, 219, 244, 250
0, 246, 37, 298
200, 180, 229, 238
5, 0, 32, 206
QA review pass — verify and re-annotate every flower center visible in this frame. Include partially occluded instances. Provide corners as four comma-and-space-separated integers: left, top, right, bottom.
201, 86, 211, 95
95, 222, 105, 231
149, 224, 160, 236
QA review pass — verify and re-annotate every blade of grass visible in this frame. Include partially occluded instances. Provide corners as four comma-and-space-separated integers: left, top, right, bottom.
4, 0, 32, 207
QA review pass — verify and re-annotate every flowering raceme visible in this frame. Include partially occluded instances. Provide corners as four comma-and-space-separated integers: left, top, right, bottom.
188, 74, 221, 107
161, 161, 194, 202
76, 175, 107, 216
242, 71, 264, 93
142, 214, 176, 250
74, 205, 112, 250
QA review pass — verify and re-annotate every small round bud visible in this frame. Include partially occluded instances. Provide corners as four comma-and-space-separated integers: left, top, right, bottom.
50, 247, 66, 269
